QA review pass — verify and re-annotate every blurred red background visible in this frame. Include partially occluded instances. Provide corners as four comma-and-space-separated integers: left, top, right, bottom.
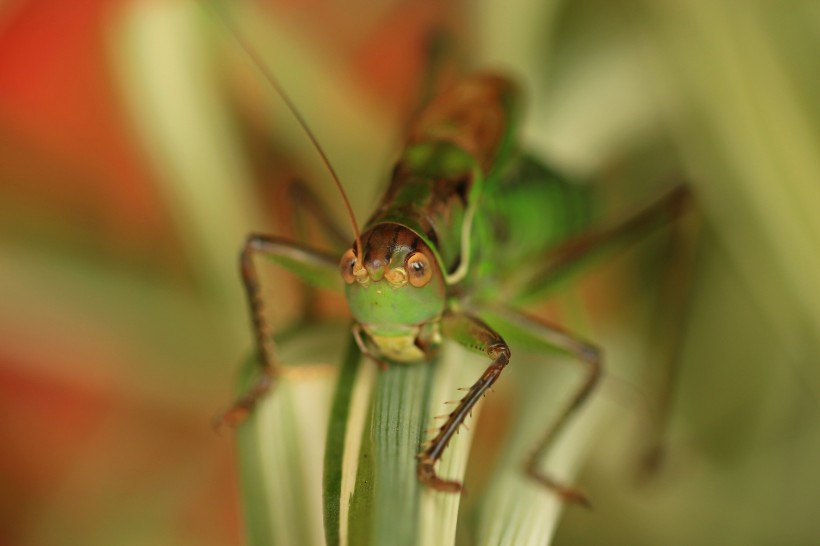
0, 2, 238, 544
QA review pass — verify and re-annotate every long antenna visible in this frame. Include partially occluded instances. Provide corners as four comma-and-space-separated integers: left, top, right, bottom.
206, 1, 363, 259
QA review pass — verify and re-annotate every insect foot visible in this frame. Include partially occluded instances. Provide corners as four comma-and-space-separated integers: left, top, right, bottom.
211, 403, 251, 434
417, 456, 463, 494
212, 369, 275, 433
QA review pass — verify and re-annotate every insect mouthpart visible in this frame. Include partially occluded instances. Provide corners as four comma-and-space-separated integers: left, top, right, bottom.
355, 264, 408, 289
384, 267, 408, 287
353, 262, 369, 285
348, 261, 370, 286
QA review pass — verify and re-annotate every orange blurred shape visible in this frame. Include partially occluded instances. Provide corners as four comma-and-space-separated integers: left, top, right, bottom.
0, 0, 175, 251
0, 359, 114, 534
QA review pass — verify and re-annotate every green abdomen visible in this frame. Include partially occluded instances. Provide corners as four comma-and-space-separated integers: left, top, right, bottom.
470, 154, 594, 291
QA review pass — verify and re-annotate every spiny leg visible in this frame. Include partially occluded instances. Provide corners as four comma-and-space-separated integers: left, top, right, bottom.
416, 309, 600, 504
214, 235, 339, 429
417, 311, 510, 493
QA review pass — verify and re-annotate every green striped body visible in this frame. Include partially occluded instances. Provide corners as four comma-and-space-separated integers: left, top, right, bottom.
468, 154, 592, 301
367, 74, 591, 292
345, 73, 593, 360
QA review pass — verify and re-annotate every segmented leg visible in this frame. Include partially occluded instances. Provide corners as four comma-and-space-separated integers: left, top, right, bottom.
638, 204, 701, 475
214, 235, 338, 429
513, 184, 697, 480
351, 323, 389, 371
215, 175, 351, 430
417, 311, 510, 493
480, 187, 692, 502
509, 185, 692, 301
417, 309, 597, 503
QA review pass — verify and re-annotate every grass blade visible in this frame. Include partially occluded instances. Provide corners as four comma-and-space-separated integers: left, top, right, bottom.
324, 343, 484, 545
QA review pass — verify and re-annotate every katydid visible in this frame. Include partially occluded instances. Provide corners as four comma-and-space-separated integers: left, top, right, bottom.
217, 65, 690, 505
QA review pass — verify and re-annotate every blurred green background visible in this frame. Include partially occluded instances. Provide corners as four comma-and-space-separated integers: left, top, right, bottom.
1, 0, 819, 544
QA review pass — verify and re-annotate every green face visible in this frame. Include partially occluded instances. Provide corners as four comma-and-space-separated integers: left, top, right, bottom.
340, 224, 445, 333
345, 277, 444, 333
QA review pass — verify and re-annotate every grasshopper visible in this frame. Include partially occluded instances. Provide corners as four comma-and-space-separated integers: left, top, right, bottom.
218, 67, 690, 506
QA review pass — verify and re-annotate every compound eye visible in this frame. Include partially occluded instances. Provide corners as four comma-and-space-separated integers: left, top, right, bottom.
340, 248, 357, 284
406, 252, 432, 287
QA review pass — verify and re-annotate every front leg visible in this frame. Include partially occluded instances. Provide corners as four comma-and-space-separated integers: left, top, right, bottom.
351, 323, 389, 371
214, 234, 339, 429
419, 306, 600, 506
417, 310, 510, 493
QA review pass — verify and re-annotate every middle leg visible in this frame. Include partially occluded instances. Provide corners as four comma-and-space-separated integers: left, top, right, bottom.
482, 305, 602, 507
